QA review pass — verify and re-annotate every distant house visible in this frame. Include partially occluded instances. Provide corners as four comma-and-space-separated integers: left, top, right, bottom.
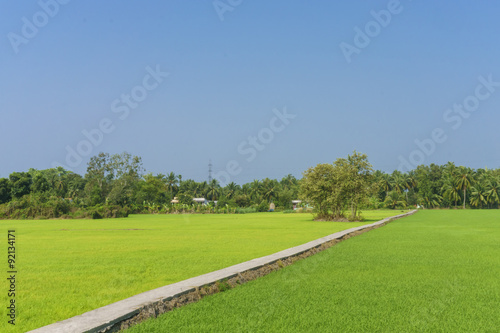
292, 200, 302, 210
193, 198, 208, 205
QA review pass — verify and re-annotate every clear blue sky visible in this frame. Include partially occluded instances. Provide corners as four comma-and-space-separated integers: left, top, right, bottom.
1, 0, 499, 184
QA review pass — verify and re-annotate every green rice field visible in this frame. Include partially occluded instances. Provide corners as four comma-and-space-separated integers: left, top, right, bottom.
0, 210, 403, 332
127, 210, 500, 333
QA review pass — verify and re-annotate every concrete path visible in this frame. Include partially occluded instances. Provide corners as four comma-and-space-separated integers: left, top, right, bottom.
30, 210, 417, 333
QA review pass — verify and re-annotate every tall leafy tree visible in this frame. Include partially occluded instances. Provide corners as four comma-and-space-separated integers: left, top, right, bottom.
442, 179, 461, 208
9, 172, 32, 199
390, 171, 408, 195
134, 173, 169, 205
206, 179, 220, 201
470, 182, 488, 208
224, 182, 239, 199
261, 178, 279, 203
249, 180, 262, 202
166, 172, 180, 196
0, 178, 11, 204
384, 191, 406, 209
300, 163, 338, 218
486, 176, 500, 208
300, 151, 372, 220
339, 151, 373, 218
455, 167, 473, 209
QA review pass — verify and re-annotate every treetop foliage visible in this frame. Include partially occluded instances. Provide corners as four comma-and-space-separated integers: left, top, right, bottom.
0, 151, 499, 220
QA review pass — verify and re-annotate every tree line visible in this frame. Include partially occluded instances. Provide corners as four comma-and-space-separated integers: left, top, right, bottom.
0, 152, 300, 219
0, 151, 498, 220
372, 161, 500, 210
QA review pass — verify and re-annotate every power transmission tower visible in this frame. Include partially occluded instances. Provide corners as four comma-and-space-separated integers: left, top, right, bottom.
208, 159, 213, 183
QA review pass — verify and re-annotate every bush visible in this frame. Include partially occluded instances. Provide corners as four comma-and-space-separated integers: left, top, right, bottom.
348, 212, 364, 222
257, 201, 268, 212
53, 200, 70, 218
235, 207, 256, 214
295, 207, 314, 213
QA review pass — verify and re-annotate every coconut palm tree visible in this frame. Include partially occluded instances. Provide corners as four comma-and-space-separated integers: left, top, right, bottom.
207, 179, 220, 201
280, 174, 297, 191
455, 167, 473, 209
390, 171, 408, 195
224, 182, 239, 199
249, 180, 262, 203
422, 193, 443, 208
384, 191, 406, 209
166, 172, 179, 196
486, 176, 500, 208
261, 178, 279, 203
378, 172, 391, 192
470, 182, 488, 208
442, 180, 461, 208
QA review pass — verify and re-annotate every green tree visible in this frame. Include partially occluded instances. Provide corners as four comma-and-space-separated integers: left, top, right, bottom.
300, 163, 337, 218
455, 167, 473, 209
9, 172, 32, 199
261, 178, 279, 203
249, 180, 262, 203
442, 179, 461, 208
166, 172, 180, 196
31, 172, 50, 193
134, 173, 169, 205
419, 193, 442, 208
207, 179, 220, 201
224, 182, 239, 199
335, 151, 373, 219
470, 182, 488, 208
486, 176, 500, 208
384, 191, 406, 209
85, 152, 143, 206
390, 171, 408, 195
0, 178, 11, 204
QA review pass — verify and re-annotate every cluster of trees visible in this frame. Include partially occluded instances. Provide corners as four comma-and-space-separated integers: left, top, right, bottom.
300, 151, 372, 221
1, 151, 499, 220
0, 152, 300, 219
372, 162, 500, 210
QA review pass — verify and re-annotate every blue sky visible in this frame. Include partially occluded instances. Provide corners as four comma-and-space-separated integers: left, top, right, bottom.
1, 0, 499, 184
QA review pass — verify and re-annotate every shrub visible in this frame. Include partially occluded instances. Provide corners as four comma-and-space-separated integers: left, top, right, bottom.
257, 201, 268, 212
235, 207, 256, 214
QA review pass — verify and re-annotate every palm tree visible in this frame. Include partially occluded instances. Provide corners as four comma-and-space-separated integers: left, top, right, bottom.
390, 171, 408, 195
443, 161, 457, 175
261, 178, 279, 203
166, 172, 179, 196
442, 180, 461, 208
249, 180, 262, 202
241, 183, 251, 196
384, 191, 406, 209
197, 181, 208, 198
420, 193, 443, 208
405, 172, 417, 191
486, 176, 500, 208
470, 182, 488, 208
224, 182, 239, 199
280, 174, 297, 191
455, 167, 473, 209
379, 172, 391, 192
207, 179, 220, 201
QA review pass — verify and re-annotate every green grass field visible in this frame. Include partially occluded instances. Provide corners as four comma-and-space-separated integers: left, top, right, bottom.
0, 210, 403, 332
127, 210, 500, 333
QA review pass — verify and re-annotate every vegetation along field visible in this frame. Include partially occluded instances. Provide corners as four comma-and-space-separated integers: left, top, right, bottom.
127, 210, 500, 333
0, 210, 402, 332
